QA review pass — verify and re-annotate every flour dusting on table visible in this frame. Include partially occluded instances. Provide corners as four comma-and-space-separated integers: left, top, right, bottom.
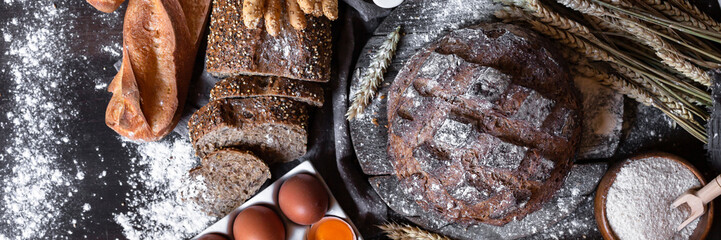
0, 2, 81, 239
606, 157, 701, 240
114, 135, 215, 239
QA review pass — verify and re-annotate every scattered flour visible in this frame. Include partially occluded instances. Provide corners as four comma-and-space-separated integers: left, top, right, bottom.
0, 1, 213, 239
0, 2, 79, 239
113, 135, 216, 240
606, 157, 701, 240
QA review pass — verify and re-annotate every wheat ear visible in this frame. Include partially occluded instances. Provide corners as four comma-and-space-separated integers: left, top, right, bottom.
669, 0, 721, 32
562, 49, 655, 105
379, 223, 451, 240
497, 7, 615, 62
574, 64, 655, 106
346, 26, 402, 120
617, 18, 711, 86
499, 7, 696, 121
642, 0, 708, 30
497, 0, 596, 39
557, 0, 711, 86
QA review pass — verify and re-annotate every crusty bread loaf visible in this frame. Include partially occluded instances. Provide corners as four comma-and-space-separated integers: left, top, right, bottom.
177, 0, 212, 47
188, 97, 309, 163
86, 0, 125, 13
210, 75, 324, 107
205, 0, 333, 82
192, 148, 270, 217
105, 0, 211, 141
387, 23, 581, 226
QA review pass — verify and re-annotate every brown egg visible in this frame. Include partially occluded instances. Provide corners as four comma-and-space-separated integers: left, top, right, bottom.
278, 173, 329, 225
232, 205, 285, 240
196, 233, 229, 240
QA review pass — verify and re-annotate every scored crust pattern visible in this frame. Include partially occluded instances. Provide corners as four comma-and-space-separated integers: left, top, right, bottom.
386, 23, 581, 226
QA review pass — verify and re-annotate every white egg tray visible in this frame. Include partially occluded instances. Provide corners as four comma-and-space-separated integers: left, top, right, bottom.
193, 160, 363, 240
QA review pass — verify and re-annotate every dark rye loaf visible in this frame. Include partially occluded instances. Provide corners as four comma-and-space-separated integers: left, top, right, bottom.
192, 148, 270, 217
210, 75, 325, 107
188, 97, 309, 163
205, 0, 332, 82
387, 23, 581, 226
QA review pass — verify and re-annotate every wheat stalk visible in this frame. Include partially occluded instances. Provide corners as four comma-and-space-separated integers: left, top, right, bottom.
379, 223, 452, 240
615, 17, 712, 86
557, 0, 609, 16
496, 7, 614, 62
557, 0, 711, 86
593, 0, 721, 42
498, 7, 702, 124
641, 0, 708, 30
560, 48, 654, 105
568, 53, 707, 139
574, 64, 655, 106
346, 25, 402, 120
504, 0, 712, 141
669, 0, 721, 32
497, 0, 596, 39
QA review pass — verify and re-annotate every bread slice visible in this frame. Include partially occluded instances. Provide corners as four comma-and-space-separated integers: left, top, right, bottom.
192, 148, 270, 217
210, 75, 324, 107
205, 0, 333, 82
188, 97, 309, 162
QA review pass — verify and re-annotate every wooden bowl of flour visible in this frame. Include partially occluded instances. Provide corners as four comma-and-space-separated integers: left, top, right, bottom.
595, 152, 713, 240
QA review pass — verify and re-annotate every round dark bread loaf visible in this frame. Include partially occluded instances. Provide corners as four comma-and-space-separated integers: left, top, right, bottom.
387, 23, 581, 226
192, 148, 270, 217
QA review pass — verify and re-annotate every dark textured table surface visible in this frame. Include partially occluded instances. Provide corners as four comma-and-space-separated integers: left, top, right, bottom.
1, 0, 721, 239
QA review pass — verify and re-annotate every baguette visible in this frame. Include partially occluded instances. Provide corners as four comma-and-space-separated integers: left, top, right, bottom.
105, 0, 211, 141
86, 0, 125, 13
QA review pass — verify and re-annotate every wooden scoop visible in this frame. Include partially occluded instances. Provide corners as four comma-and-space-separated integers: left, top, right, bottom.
672, 175, 721, 231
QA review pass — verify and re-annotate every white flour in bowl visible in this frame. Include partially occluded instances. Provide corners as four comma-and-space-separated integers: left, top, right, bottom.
606, 157, 701, 240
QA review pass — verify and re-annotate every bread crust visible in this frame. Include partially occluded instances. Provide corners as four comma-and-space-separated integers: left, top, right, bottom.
192, 148, 270, 217
210, 75, 324, 107
205, 0, 332, 82
86, 0, 125, 13
188, 97, 309, 162
105, 0, 211, 141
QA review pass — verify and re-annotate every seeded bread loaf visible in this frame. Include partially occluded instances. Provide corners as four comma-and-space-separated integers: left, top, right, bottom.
210, 75, 324, 107
188, 97, 309, 162
205, 0, 333, 82
192, 148, 270, 217
387, 23, 581, 226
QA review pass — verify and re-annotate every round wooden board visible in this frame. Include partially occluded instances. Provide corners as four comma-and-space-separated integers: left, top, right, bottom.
347, 0, 622, 239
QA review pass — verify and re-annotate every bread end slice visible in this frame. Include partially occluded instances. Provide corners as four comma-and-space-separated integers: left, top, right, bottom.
192, 148, 270, 217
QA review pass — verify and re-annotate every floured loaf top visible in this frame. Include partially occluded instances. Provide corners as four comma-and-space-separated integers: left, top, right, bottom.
386, 23, 581, 226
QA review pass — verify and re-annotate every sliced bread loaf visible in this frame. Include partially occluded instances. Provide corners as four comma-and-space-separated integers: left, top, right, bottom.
192, 148, 270, 217
210, 75, 324, 107
205, 0, 332, 82
188, 96, 309, 162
